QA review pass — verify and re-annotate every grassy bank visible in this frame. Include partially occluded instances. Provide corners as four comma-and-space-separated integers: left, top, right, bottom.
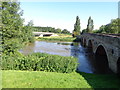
2, 70, 91, 88
36, 34, 75, 42
2, 70, 120, 88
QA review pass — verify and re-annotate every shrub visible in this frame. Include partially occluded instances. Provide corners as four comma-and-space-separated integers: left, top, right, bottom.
1, 53, 78, 73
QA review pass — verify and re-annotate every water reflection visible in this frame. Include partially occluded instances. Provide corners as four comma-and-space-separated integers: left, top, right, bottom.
71, 42, 94, 73
20, 41, 71, 56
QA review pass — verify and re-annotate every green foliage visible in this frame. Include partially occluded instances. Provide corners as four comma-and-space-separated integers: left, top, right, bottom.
33, 26, 71, 34
104, 18, 120, 34
22, 20, 35, 43
33, 26, 55, 32
55, 28, 62, 33
2, 53, 78, 73
2, 2, 24, 53
93, 18, 120, 34
1, 1, 34, 54
38, 37, 75, 42
72, 16, 81, 37
81, 29, 87, 34
61, 29, 70, 34
86, 16, 94, 33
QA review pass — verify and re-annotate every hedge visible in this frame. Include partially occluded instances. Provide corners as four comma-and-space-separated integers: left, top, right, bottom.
1, 53, 78, 73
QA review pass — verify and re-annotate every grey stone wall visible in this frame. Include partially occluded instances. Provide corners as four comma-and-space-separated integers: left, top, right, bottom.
80, 33, 120, 73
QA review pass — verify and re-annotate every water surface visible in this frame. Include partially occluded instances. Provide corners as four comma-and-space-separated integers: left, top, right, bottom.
20, 41, 96, 73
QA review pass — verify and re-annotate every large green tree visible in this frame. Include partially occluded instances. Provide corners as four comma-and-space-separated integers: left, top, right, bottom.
72, 16, 81, 37
1, 1, 24, 53
86, 16, 94, 33
108, 18, 119, 34
93, 18, 120, 34
1, 1, 34, 54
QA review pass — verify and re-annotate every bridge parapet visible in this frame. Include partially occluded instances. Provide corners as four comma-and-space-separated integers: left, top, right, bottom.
81, 33, 120, 48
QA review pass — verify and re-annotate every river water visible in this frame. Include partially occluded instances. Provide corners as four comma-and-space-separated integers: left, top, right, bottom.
20, 40, 111, 74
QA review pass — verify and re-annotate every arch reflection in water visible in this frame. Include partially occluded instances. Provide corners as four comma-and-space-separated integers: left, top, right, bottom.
71, 42, 94, 73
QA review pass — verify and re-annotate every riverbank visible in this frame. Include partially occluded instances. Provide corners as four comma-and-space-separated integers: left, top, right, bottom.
36, 34, 75, 42
2, 70, 119, 88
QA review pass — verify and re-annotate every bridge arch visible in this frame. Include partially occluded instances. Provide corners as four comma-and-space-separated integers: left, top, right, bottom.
95, 45, 110, 73
83, 38, 86, 47
80, 38, 83, 45
87, 40, 93, 52
117, 57, 120, 75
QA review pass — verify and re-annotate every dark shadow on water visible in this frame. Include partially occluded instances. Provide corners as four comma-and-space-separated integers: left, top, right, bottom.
71, 40, 120, 88
70, 41, 113, 74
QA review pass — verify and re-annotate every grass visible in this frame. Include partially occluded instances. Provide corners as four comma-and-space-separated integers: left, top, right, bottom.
79, 72, 120, 88
36, 34, 75, 42
2, 70, 91, 88
2, 70, 120, 88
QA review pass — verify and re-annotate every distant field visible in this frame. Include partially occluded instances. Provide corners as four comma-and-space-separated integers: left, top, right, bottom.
2, 70, 120, 88
36, 34, 75, 42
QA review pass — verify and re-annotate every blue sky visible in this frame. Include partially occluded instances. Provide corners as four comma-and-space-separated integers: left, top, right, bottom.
20, 2, 118, 32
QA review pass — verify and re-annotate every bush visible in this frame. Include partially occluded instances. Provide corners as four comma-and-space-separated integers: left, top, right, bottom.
1, 53, 78, 73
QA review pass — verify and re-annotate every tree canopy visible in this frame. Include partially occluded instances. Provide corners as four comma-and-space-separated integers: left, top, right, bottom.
93, 18, 120, 34
86, 16, 94, 33
72, 16, 81, 37
1, 1, 34, 54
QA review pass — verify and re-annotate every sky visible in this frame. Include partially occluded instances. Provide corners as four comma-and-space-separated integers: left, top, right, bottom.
20, 1, 118, 32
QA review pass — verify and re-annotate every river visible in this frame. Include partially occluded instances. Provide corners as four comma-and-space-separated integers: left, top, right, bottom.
20, 40, 112, 74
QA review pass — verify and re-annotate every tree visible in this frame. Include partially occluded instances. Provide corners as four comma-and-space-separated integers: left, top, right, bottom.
103, 18, 119, 34
72, 16, 81, 37
61, 29, 70, 34
92, 18, 120, 34
98, 25, 106, 33
110, 19, 119, 34
86, 16, 94, 33
118, 18, 120, 33
81, 29, 87, 34
22, 20, 35, 43
2, 1, 24, 53
55, 28, 62, 33
1, 1, 34, 54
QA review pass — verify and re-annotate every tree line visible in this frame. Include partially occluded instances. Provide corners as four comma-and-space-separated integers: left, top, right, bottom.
33, 26, 71, 34
72, 16, 120, 37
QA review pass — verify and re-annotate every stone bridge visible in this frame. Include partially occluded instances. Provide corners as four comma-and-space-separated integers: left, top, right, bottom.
33, 32, 58, 37
78, 33, 120, 74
